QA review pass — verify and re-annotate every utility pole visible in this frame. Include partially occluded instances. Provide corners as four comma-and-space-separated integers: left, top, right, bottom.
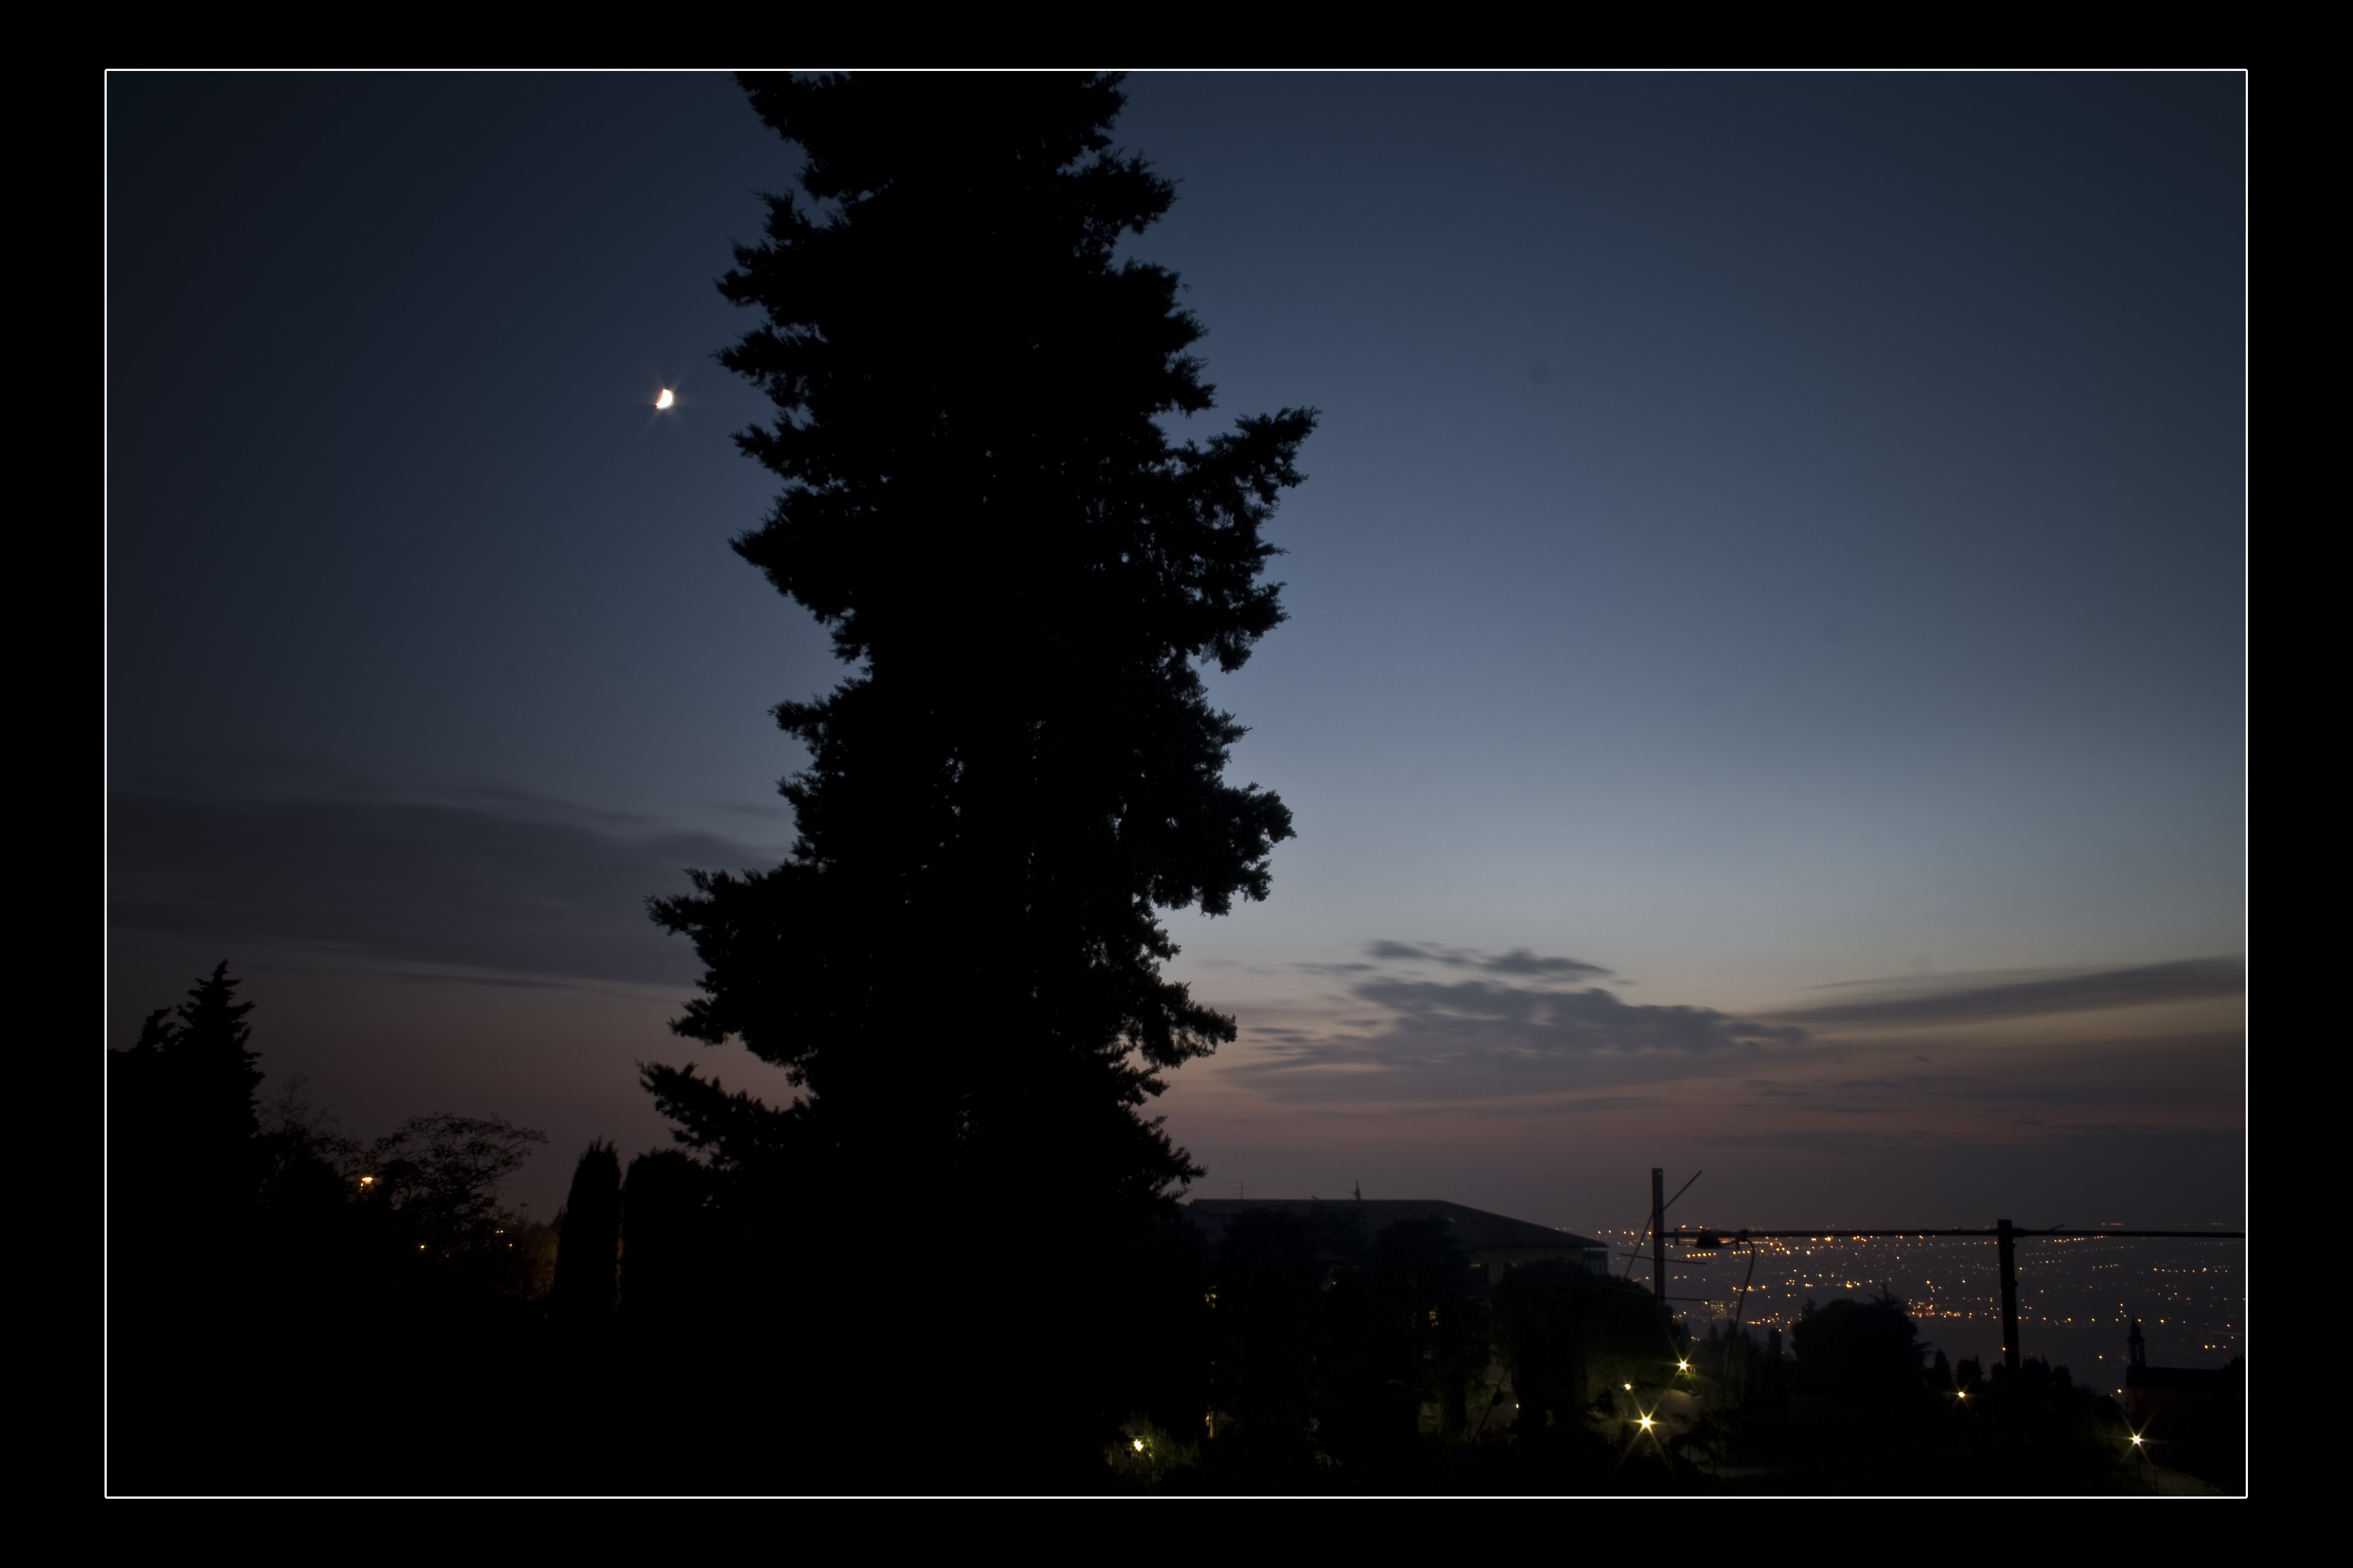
1996, 1218, 2020, 1381
1637, 1164, 2242, 1449
1997, 1217, 2021, 1451
1652, 1168, 1666, 1303
1641, 1179, 2241, 1444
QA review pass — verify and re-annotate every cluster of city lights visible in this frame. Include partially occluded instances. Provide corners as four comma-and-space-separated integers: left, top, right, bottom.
1625, 1231, 2240, 1357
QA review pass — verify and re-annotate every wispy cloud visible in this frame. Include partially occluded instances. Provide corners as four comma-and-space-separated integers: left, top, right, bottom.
1781, 958, 2243, 1031
1362, 940, 1613, 980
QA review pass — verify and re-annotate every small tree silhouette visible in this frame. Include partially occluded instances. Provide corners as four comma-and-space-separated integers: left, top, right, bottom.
363, 1112, 546, 1255
109, 962, 265, 1273
1789, 1290, 1927, 1405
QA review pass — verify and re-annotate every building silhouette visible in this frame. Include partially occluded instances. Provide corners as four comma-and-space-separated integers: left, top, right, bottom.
2122, 1316, 2241, 1428
1183, 1198, 1608, 1284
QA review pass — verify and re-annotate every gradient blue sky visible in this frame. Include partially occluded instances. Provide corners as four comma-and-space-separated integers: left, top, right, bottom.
107, 73, 2244, 1236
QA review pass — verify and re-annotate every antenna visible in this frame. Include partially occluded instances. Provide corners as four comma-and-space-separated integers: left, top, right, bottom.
1353, 1180, 1362, 1202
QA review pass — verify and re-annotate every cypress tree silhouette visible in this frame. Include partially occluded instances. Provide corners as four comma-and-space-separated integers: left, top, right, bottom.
550, 1141, 621, 1328
619, 1149, 711, 1333
650, 77, 1310, 1259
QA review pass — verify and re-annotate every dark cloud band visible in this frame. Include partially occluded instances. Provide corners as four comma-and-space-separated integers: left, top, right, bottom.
108, 790, 773, 985
1363, 939, 1611, 979
1230, 942, 1806, 1102
1782, 958, 2243, 1031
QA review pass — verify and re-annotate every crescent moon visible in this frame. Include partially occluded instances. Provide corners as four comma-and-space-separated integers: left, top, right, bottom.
655, 388, 675, 410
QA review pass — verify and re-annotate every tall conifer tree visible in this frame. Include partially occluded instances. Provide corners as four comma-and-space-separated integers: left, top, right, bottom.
172, 960, 264, 1149
111, 962, 263, 1221
649, 73, 1313, 1231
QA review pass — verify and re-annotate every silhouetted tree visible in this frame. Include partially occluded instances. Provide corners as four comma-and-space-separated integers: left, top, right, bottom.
108, 1008, 179, 1226
645, 73, 1314, 1475
620, 1149, 713, 1332
1757, 1327, 1790, 1414
111, 963, 265, 1225
1489, 1264, 1673, 1449
1489, 1261, 1598, 1438
363, 1112, 547, 1256
1358, 1218, 1484, 1441
550, 1141, 621, 1327
648, 71, 1312, 1223
1113, 1212, 1214, 1446
106, 966, 578, 1493
109, 962, 270, 1366
1204, 1209, 1324, 1471
253, 1075, 357, 1241
1790, 1290, 1926, 1405
1705, 1323, 1775, 1413
172, 960, 264, 1141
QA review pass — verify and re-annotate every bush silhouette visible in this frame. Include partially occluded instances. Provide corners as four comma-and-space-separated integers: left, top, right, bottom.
1789, 1291, 1926, 1405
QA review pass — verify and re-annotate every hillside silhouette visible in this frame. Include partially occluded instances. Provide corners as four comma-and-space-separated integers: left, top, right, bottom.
107, 964, 2195, 1494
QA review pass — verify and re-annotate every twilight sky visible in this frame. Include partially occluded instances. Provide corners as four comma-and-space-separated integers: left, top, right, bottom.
107, 73, 2244, 1235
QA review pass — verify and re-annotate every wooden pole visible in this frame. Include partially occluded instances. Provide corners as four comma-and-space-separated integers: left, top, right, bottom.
1997, 1218, 2020, 1377
1997, 1217, 2021, 1449
1652, 1168, 1666, 1303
